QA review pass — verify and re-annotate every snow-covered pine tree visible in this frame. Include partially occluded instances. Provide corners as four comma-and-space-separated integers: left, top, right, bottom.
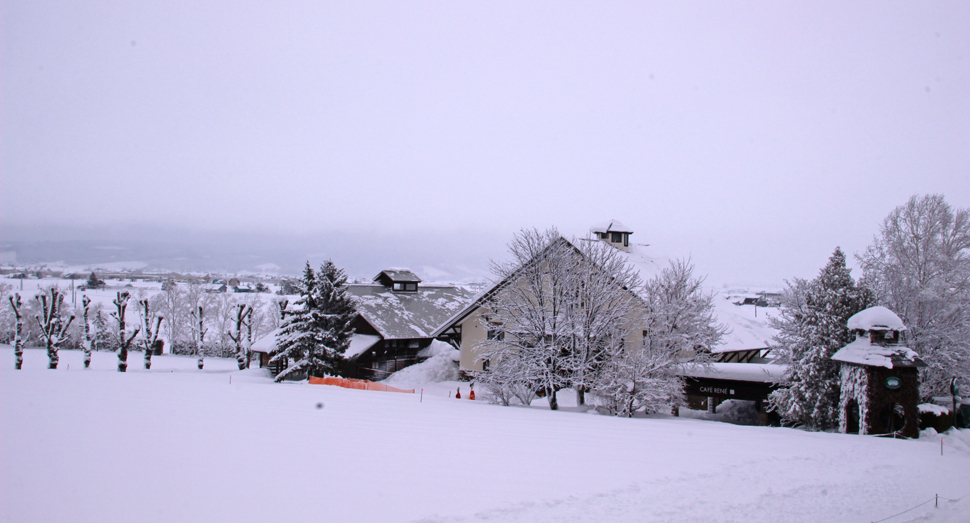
9, 293, 24, 369
858, 194, 970, 399
270, 261, 357, 382
270, 263, 319, 382
86, 271, 104, 290
137, 299, 163, 370
768, 247, 873, 430
81, 296, 93, 368
112, 291, 140, 372
312, 260, 356, 377
35, 287, 75, 369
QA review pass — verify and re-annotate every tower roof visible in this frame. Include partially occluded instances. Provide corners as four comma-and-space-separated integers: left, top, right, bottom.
847, 306, 906, 332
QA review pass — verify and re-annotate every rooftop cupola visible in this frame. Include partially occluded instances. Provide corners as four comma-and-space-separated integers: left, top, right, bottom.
590, 219, 633, 252
374, 269, 421, 292
847, 306, 907, 346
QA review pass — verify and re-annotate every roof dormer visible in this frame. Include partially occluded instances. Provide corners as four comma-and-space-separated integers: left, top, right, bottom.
590, 219, 632, 252
374, 269, 421, 292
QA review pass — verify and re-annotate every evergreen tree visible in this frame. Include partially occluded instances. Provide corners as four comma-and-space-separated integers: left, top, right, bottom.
769, 247, 873, 430
86, 272, 104, 289
312, 260, 357, 377
270, 261, 357, 382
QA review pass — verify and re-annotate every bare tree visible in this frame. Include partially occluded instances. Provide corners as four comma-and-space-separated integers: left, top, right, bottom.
138, 299, 163, 370
9, 293, 24, 369
476, 228, 578, 410
191, 305, 207, 369
858, 194, 970, 398
592, 259, 726, 416
81, 296, 93, 368
227, 304, 253, 370
212, 292, 240, 357
35, 287, 76, 369
112, 291, 140, 372
155, 282, 186, 352
566, 236, 644, 406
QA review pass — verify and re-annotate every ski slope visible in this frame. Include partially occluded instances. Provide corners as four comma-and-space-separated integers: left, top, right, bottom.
2, 347, 969, 523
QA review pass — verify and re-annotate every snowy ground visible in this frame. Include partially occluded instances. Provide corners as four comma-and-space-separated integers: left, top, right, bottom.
3, 347, 970, 523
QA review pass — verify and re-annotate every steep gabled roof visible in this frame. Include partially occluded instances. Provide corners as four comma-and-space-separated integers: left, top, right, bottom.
429, 236, 582, 337
430, 233, 778, 355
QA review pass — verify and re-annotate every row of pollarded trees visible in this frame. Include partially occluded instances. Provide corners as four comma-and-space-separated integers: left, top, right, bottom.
7, 286, 263, 372
473, 228, 727, 416
769, 194, 970, 431
9, 288, 160, 371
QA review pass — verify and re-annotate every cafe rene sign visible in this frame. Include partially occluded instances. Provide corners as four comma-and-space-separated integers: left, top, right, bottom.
699, 385, 735, 396
684, 377, 777, 402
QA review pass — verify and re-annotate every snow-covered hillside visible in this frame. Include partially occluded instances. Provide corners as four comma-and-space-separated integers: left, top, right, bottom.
3, 347, 969, 523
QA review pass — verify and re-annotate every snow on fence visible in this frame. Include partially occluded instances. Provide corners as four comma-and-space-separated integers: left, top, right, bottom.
308, 376, 414, 394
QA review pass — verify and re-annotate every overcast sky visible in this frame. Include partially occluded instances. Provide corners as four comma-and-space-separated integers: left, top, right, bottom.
2, 1, 968, 286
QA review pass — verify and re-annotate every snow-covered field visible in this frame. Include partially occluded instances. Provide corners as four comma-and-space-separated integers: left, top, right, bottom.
3, 347, 969, 523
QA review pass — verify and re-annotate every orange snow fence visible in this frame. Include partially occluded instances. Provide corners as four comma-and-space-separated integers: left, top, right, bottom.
308, 376, 414, 394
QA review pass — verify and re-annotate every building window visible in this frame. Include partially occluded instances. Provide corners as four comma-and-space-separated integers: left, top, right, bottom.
611, 232, 623, 243
393, 282, 404, 291
405, 283, 417, 291
487, 328, 504, 341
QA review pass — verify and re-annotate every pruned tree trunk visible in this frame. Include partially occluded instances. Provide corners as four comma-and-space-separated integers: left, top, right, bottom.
9, 294, 24, 369
193, 306, 207, 370
138, 299, 163, 370
546, 388, 558, 411
35, 288, 75, 370
112, 292, 140, 372
82, 296, 93, 368
227, 304, 253, 371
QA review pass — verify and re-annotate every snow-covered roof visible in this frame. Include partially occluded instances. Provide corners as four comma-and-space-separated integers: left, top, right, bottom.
347, 284, 474, 340
250, 329, 383, 360
847, 306, 906, 332
677, 363, 787, 383
251, 328, 281, 353
710, 294, 779, 353
590, 219, 633, 234
344, 334, 382, 359
831, 336, 924, 369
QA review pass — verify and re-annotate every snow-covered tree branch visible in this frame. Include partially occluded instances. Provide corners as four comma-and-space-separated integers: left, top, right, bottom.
858, 194, 970, 399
